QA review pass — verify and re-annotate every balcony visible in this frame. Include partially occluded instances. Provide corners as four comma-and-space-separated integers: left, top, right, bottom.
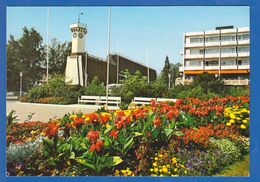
204, 53, 220, 58
238, 52, 250, 57
179, 66, 184, 72
205, 66, 219, 70
205, 41, 220, 47
184, 66, 204, 70
223, 79, 249, 86
238, 65, 250, 69
238, 39, 250, 45
185, 42, 204, 48
221, 65, 237, 70
221, 40, 237, 46
184, 54, 204, 59
221, 53, 237, 58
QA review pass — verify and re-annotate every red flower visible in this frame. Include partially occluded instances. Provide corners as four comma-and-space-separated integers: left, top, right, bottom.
99, 113, 110, 124
86, 130, 99, 142
110, 130, 119, 139
89, 140, 104, 152
45, 122, 59, 137
73, 117, 85, 127
153, 116, 162, 128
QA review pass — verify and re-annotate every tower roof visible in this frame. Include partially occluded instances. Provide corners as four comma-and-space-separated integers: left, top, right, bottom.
70, 22, 87, 29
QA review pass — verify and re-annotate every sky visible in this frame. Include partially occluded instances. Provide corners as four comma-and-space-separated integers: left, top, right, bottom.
7, 6, 249, 73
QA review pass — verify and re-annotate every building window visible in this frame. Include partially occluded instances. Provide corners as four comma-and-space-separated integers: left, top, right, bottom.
205, 60, 218, 66
237, 46, 249, 53
205, 48, 219, 54
221, 47, 236, 54
221, 59, 236, 66
237, 33, 250, 40
190, 37, 204, 43
190, 49, 204, 55
205, 36, 219, 43
221, 35, 236, 42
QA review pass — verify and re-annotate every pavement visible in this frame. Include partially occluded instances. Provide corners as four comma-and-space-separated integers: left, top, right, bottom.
6, 101, 119, 122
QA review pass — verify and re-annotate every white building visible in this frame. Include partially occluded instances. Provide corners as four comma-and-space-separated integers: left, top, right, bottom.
179, 26, 250, 86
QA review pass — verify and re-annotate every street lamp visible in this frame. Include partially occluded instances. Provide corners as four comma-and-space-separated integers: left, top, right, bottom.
19, 72, 23, 100
105, 6, 112, 108
168, 73, 171, 90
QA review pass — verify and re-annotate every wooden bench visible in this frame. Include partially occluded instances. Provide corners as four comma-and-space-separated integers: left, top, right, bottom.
157, 98, 177, 103
133, 97, 156, 105
78, 96, 100, 105
98, 96, 121, 106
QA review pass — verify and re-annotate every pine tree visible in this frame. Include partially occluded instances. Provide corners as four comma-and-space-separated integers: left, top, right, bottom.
161, 56, 171, 85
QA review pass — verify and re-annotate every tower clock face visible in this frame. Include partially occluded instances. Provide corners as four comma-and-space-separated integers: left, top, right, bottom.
78, 33, 84, 38
73, 33, 77, 38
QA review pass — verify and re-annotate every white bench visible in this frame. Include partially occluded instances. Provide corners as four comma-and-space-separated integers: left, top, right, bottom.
133, 97, 156, 105
157, 98, 177, 103
78, 96, 100, 105
98, 96, 121, 106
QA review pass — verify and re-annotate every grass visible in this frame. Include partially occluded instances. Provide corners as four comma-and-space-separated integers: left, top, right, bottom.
215, 154, 250, 176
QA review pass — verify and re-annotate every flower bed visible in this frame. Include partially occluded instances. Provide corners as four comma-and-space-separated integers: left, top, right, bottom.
6, 96, 250, 176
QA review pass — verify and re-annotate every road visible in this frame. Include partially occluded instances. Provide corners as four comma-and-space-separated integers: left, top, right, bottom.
6, 101, 119, 122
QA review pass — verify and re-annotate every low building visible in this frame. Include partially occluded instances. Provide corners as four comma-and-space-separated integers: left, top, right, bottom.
65, 21, 156, 86
179, 26, 250, 85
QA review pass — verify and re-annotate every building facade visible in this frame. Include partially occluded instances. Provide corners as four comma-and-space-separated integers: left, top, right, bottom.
179, 26, 250, 85
65, 21, 156, 87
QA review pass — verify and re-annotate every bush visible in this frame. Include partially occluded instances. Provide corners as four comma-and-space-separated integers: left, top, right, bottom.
176, 86, 216, 100
209, 138, 241, 166
27, 74, 80, 104
235, 136, 250, 154
81, 76, 106, 96
226, 86, 250, 97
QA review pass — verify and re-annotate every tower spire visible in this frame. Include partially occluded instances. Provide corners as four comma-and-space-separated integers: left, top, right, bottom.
78, 12, 83, 23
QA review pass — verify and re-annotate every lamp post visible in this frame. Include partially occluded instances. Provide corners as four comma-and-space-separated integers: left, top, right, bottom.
168, 73, 171, 90
46, 7, 50, 83
19, 72, 23, 99
105, 6, 112, 108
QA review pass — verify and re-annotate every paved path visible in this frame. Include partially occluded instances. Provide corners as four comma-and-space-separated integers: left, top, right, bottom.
6, 101, 119, 122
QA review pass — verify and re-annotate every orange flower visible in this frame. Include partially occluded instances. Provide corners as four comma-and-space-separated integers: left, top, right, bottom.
45, 122, 59, 137
153, 116, 162, 128
86, 130, 99, 142
73, 117, 84, 127
89, 140, 104, 152
110, 130, 119, 139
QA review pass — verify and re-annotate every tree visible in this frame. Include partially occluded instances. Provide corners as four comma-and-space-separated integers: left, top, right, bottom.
192, 73, 225, 94
7, 27, 44, 91
42, 38, 72, 75
169, 62, 182, 86
161, 56, 171, 86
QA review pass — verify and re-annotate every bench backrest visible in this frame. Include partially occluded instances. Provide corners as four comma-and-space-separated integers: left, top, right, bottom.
157, 98, 177, 102
81, 96, 100, 100
100, 96, 121, 101
134, 97, 156, 102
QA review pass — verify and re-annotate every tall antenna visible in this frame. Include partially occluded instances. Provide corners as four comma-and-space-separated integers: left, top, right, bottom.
78, 12, 83, 23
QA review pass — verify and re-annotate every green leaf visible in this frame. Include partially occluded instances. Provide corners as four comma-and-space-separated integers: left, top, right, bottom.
151, 129, 158, 139
104, 126, 113, 135
134, 132, 143, 137
123, 137, 134, 151
104, 135, 111, 149
69, 152, 75, 159
164, 128, 173, 137
75, 158, 95, 170
104, 156, 123, 167
173, 131, 184, 136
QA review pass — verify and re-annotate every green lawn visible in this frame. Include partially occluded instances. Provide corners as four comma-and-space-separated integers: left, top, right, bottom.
216, 154, 250, 176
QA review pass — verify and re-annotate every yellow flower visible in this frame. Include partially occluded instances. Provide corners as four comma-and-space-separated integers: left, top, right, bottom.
150, 168, 154, 172
30, 130, 37, 135
162, 167, 168, 173
154, 157, 158, 161
85, 117, 90, 122
184, 170, 187, 174
105, 123, 111, 128
230, 113, 236, 119
66, 161, 71, 166
226, 122, 232, 127
153, 162, 157, 167
159, 154, 163, 158
242, 119, 248, 124
174, 168, 178, 172
151, 174, 157, 176
240, 124, 246, 129
236, 117, 241, 121
229, 119, 235, 124
154, 168, 158, 172
114, 170, 120, 176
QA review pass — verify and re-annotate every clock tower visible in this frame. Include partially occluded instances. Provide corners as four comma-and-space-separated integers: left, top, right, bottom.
70, 22, 87, 53
65, 21, 87, 86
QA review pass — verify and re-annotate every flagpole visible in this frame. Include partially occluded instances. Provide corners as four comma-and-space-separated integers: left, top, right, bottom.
105, 6, 111, 108
46, 7, 50, 82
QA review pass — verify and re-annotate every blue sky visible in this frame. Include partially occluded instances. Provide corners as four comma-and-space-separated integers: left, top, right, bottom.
7, 6, 249, 73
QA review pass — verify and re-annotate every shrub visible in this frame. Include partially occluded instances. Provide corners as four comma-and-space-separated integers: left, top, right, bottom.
82, 76, 106, 96
176, 86, 216, 100
235, 136, 250, 154
38, 97, 64, 104
209, 138, 241, 165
